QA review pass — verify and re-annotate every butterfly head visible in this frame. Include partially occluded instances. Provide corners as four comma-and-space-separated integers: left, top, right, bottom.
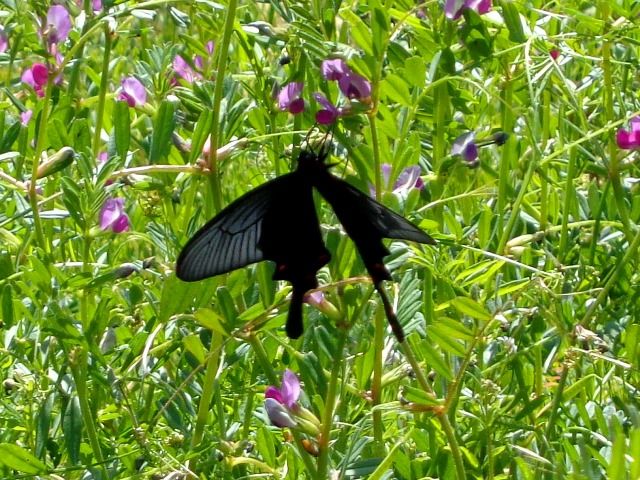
296, 145, 332, 173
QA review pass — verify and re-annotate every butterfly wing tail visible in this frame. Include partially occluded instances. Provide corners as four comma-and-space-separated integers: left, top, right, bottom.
286, 286, 306, 339
374, 281, 405, 343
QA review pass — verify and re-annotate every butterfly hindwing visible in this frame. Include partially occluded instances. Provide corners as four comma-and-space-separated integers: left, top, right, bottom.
313, 169, 434, 282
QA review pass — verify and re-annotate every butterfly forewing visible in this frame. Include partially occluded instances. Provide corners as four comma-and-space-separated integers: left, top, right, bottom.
176, 174, 295, 281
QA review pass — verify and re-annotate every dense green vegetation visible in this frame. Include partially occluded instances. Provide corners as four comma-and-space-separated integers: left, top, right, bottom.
0, 0, 639, 478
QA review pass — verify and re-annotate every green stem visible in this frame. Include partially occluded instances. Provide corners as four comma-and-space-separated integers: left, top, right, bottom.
316, 329, 347, 479
29, 74, 54, 253
190, 333, 223, 448
208, 0, 238, 214
371, 306, 385, 454
92, 24, 113, 156
70, 348, 107, 477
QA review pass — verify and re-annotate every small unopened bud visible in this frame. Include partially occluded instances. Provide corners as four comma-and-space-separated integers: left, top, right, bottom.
36, 147, 75, 179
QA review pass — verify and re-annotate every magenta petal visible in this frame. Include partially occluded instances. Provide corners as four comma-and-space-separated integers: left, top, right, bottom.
31, 64, 49, 86
119, 77, 146, 107
21, 69, 35, 87
0, 28, 8, 53
112, 213, 130, 233
173, 55, 200, 83
100, 197, 126, 231
288, 97, 305, 114
338, 73, 371, 100
316, 110, 337, 125
264, 386, 284, 404
616, 129, 636, 149
20, 110, 33, 126
47, 5, 72, 44
278, 82, 304, 111
281, 369, 300, 408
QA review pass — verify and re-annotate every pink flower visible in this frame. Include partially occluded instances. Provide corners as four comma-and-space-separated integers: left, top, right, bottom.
319, 59, 371, 101
320, 58, 351, 81
277, 82, 305, 114
338, 71, 371, 100
20, 110, 33, 126
313, 93, 341, 125
45, 5, 72, 45
118, 77, 147, 107
0, 27, 8, 54
99, 198, 130, 233
617, 117, 640, 150
173, 55, 202, 84
444, 0, 492, 20
22, 63, 49, 97
264, 369, 301, 428
370, 164, 424, 197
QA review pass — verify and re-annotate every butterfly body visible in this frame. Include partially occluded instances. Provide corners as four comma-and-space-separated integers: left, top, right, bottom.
177, 145, 435, 340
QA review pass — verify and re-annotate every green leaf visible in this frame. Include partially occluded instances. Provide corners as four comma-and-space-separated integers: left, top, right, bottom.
2, 285, 14, 328
0, 121, 20, 153
63, 396, 82, 464
60, 177, 86, 229
339, 9, 373, 56
189, 109, 213, 164
404, 56, 426, 88
450, 297, 492, 321
499, 0, 527, 43
381, 73, 412, 106
149, 100, 176, 163
370, 3, 389, 59
113, 100, 131, 161
36, 394, 55, 458
0, 443, 47, 474
183, 334, 206, 364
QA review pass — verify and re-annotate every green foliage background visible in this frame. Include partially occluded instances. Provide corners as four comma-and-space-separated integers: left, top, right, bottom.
0, 0, 639, 478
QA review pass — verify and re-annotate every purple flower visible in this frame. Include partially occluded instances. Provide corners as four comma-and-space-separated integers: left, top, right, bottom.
617, 117, 640, 150
264, 369, 301, 428
0, 27, 8, 54
118, 77, 147, 107
99, 198, 130, 233
321, 59, 351, 81
277, 82, 305, 114
451, 132, 479, 167
370, 164, 424, 197
45, 5, 72, 44
444, 0, 492, 20
22, 63, 49, 97
313, 93, 341, 125
338, 71, 371, 100
304, 290, 341, 320
395, 166, 425, 192
20, 110, 33, 126
265, 369, 300, 409
320, 59, 372, 101
93, 0, 103, 11
173, 55, 202, 84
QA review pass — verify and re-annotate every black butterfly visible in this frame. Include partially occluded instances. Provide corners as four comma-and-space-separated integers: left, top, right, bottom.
176, 144, 435, 341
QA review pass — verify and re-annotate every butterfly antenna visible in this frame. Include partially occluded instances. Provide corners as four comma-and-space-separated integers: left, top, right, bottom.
374, 281, 406, 343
